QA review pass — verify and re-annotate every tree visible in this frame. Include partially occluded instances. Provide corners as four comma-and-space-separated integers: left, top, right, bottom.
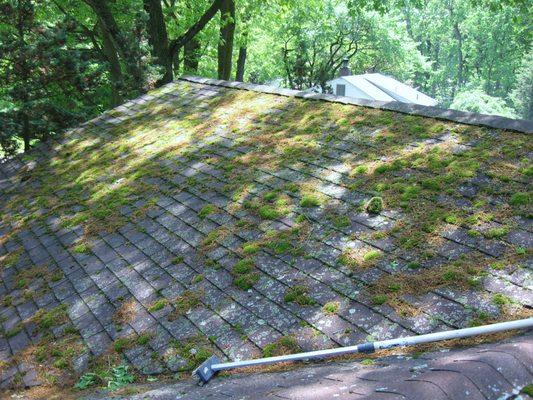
1, 0, 530, 156
217, 0, 235, 80
399, 0, 529, 105
280, 2, 375, 91
510, 51, 533, 120
235, 9, 250, 81
83, 0, 147, 92
0, 0, 101, 155
142, 0, 225, 83
143, 0, 172, 83
450, 88, 516, 118
167, 0, 224, 61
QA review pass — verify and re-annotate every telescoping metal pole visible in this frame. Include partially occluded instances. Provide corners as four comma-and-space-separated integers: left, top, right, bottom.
193, 318, 533, 384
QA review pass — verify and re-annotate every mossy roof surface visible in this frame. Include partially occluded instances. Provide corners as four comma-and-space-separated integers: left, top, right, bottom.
0, 80, 531, 388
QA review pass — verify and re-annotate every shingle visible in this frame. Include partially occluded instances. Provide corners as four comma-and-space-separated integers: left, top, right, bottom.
1, 78, 532, 394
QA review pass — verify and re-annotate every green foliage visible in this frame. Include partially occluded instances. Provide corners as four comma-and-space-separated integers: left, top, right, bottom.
106, 365, 135, 390
352, 165, 368, 174
522, 385, 533, 396
0, 0, 529, 157
0, 0, 106, 155
483, 227, 509, 239
258, 205, 281, 220
137, 334, 152, 346
73, 243, 89, 254
148, 299, 167, 312
74, 372, 99, 390
363, 250, 381, 262
268, 240, 292, 254
510, 51, 533, 120
450, 88, 516, 118
172, 336, 214, 370
233, 258, 254, 275
242, 242, 260, 254
74, 364, 134, 391
172, 256, 184, 264
32, 304, 68, 331
263, 191, 278, 202
170, 290, 202, 320
492, 293, 511, 306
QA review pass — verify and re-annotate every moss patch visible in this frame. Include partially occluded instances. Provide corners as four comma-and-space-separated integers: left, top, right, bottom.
198, 204, 217, 219
322, 301, 340, 315
168, 290, 202, 320
263, 336, 300, 358
232, 259, 259, 290
299, 195, 321, 207
284, 286, 316, 306
366, 197, 383, 214
31, 304, 69, 331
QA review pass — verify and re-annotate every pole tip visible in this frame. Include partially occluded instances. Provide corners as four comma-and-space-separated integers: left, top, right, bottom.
193, 355, 221, 384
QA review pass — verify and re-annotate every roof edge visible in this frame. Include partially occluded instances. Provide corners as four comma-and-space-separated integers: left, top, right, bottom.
178, 75, 533, 134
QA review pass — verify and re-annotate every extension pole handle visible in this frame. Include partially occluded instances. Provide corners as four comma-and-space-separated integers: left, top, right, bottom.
375, 317, 533, 350
194, 318, 533, 383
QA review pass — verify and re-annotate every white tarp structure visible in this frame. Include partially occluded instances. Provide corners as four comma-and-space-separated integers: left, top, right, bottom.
327, 73, 438, 106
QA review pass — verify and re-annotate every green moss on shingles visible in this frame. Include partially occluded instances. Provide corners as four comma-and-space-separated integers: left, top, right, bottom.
258, 205, 281, 220
284, 286, 316, 306
263, 336, 300, 358
366, 197, 383, 214
510, 192, 530, 206
171, 336, 214, 370
322, 301, 340, 315
148, 299, 168, 312
198, 204, 217, 219
299, 195, 321, 207
483, 227, 509, 239
232, 259, 259, 290
242, 242, 260, 254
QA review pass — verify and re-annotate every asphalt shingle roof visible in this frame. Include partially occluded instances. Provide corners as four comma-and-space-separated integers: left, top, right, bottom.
81, 334, 533, 400
0, 77, 531, 395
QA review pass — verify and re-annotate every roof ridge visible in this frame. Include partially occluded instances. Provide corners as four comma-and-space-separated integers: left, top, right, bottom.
178, 75, 533, 134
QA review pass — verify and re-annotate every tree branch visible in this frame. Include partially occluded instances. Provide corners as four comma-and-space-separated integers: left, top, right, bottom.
169, 0, 224, 57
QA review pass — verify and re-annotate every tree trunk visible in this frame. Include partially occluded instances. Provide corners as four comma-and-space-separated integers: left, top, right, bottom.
169, 0, 224, 58
447, 1, 464, 99
84, 0, 127, 59
184, 37, 201, 73
235, 11, 250, 82
84, 0, 144, 87
217, 0, 235, 80
22, 112, 30, 152
98, 22, 124, 106
16, 2, 31, 152
235, 45, 246, 81
173, 49, 181, 75
453, 21, 464, 91
143, 0, 172, 84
